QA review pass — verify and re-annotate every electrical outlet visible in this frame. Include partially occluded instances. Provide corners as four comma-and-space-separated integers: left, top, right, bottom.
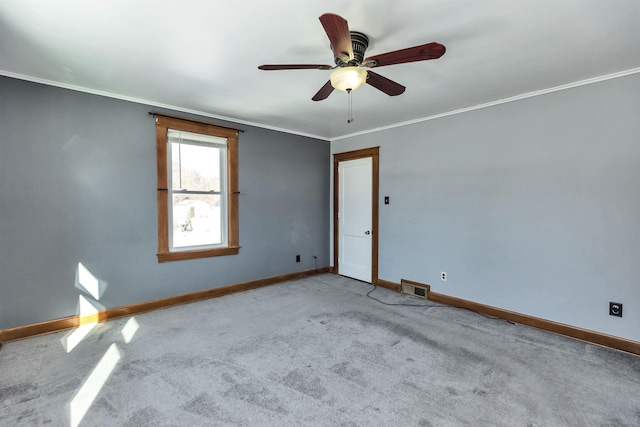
609, 302, 623, 317
296, 255, 301, 263
441, 272, 447, 281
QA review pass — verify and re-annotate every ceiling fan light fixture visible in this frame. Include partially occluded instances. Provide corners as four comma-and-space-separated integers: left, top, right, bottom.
329, 66, 367, 92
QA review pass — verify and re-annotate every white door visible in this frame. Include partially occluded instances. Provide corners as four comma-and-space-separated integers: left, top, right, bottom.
338, 157, 372, 282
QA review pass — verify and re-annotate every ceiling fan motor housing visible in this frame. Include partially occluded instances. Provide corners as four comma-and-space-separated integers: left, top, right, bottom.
334, 31, 369, 66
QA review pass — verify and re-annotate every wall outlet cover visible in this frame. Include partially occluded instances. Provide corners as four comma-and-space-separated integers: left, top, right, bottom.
609, 302, 623, 317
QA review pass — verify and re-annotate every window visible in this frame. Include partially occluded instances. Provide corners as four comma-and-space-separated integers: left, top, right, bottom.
155, 114, 239, 262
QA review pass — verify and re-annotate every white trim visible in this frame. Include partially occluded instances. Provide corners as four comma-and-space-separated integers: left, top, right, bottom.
0, 69, 331, 142
3, 67, 639, 142
330, 67, 640, 141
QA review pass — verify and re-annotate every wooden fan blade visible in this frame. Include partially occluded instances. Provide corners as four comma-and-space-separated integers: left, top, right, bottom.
366, 71, 405, 96
312, 80, 335, 101
319, 13, 354, 62
258, 64, 333, 70
364, 42, 445, 67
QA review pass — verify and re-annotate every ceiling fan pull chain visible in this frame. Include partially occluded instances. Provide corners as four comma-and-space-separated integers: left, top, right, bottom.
347, 88, 353, 123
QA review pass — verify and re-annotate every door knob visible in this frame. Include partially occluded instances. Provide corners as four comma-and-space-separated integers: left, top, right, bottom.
365, 230, 370, 235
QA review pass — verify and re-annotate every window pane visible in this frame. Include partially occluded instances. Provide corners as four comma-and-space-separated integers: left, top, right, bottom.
171, 143, 221, 192
171, 195, 223, 248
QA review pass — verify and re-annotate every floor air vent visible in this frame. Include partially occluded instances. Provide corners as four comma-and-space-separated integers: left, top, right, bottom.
400, 279, 431, 299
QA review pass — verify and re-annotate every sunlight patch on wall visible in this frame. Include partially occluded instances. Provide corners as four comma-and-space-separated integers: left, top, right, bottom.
77, 262, 101, 300
69, 343, 121, 427
61, 263, 106, 353
62, 295, 101, 353
77, 294, 100, 324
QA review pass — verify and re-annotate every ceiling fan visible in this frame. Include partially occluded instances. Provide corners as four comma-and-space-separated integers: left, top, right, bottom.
258, 13, 446, 102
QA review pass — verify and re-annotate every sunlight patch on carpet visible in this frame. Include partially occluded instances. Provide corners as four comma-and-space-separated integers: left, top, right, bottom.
69, 343, 121, 427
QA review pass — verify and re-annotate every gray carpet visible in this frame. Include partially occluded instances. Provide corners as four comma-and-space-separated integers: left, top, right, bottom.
1, 274, 639, 426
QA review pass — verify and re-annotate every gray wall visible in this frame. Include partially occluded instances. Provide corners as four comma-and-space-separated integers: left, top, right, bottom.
332, 73, 640, 342
0, 76, 330, 330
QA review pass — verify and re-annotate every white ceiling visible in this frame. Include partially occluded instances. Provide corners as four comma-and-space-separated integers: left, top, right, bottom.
1, 0, 639, 140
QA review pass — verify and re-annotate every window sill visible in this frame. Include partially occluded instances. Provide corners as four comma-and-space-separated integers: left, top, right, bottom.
157, 246, 240, 263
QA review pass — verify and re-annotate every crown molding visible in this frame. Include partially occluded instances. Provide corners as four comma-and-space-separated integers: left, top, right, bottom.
331, 67, 640, 142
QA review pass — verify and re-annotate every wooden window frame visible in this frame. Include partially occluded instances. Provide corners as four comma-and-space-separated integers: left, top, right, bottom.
155, 115, 239, 262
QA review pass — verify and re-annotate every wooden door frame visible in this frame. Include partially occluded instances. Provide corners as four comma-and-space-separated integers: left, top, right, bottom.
333, 147, 379, 284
